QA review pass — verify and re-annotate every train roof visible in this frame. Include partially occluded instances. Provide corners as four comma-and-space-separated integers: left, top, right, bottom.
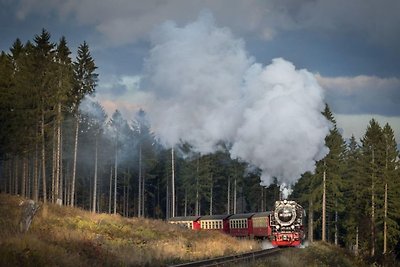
252, 211, 272, 218
168, 216, 201, 222
199, 214, 231, 220
229, 213, 255, 219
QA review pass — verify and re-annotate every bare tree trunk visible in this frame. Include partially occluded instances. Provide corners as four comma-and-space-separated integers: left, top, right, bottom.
142, 170, 145, 217
114, 136, 118, 215
322, 162, 326, 242
14, 156, 18, 195
383, 183, 388, 254
335, 205, 338, 246
92, 136, 98, 213
227, 177, 230, 214
234, 176, 237, 214
123, 172, 126, 217
261, 186, 264, 212
56, 104, 62, 204
308, 199, 314, 243
384, 141, 389, 255
59, 132, 63, 205
109, 166, 112, 214
126, 168, 130, 217
41, 111, 47, 203
171, 148, 175, 218
70, 116, 79, 207
138, 145, 142, 217
166, 170, 169, 219
371, 149, 375, 257
21, 157, 26, 198
33, 144, 38, 201
64, 162, 69, 206
51, 125, 56, 203
355, 226, 359, 255
8, 159, 12, 194
195, 158, 199, 216
184, 188, 187, 217
210, 173, 213, 215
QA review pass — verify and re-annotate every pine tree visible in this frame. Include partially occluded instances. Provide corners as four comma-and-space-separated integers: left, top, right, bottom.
361, 119, 385, 257
342, 135, 365, 254
320, 104, 346, 243
381, 124, 400, 255
70, 41, 98, 207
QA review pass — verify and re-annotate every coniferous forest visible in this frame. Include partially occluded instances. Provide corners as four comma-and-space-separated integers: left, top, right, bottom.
1, 30, 399, 263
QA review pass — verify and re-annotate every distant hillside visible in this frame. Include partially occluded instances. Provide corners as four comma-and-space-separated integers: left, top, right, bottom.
0, 194, 258, 266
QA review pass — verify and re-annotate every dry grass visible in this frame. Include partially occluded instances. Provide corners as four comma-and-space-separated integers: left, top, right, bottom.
241, 242, 365, 267
0, 194, 259, 266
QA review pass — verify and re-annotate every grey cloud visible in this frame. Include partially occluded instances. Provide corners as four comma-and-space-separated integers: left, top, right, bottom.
317, 74, 400, 116
12, 0, 400, 48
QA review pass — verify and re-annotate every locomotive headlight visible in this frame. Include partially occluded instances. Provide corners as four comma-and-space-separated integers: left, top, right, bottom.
275, 225, 280, 230
275, 204, 296, 226
291, 225, 295, 230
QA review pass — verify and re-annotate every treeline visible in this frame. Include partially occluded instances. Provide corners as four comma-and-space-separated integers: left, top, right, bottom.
0, 30, 399, 263
291, 106, 400, 263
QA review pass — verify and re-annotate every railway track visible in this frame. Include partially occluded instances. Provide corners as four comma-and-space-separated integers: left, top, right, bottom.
168, 248, 282, 267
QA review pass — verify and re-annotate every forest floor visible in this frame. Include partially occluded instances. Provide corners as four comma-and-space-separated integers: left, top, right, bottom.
0, 193, 258, 266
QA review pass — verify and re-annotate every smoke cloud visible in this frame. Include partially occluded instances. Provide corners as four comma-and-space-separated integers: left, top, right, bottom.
141, 12, 330, 186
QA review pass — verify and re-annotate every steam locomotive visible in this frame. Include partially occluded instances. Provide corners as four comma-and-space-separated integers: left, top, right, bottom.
169, 200, 305, 247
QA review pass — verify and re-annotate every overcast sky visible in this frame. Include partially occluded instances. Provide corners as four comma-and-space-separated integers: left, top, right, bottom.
1, 0, 399, 144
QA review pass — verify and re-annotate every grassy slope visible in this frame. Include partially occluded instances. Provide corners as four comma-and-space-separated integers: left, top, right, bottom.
0, 194, 259, 266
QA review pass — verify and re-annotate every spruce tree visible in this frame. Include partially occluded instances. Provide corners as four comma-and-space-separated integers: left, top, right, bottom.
361, 119, 385, 257
70, 41, 98, 207
381, 124, 400, 255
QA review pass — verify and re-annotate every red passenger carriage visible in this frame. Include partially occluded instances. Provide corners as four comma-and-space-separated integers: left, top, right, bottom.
168, 216, 201, 230
252, 212, 272, 238
198, 214, 231, 234
228, 213, 255, 237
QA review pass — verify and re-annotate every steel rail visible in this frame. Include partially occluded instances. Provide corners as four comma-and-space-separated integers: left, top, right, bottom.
168, 248, 282, 267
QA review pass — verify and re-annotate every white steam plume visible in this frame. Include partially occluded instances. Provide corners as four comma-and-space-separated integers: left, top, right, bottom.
142, 12, 330, 186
